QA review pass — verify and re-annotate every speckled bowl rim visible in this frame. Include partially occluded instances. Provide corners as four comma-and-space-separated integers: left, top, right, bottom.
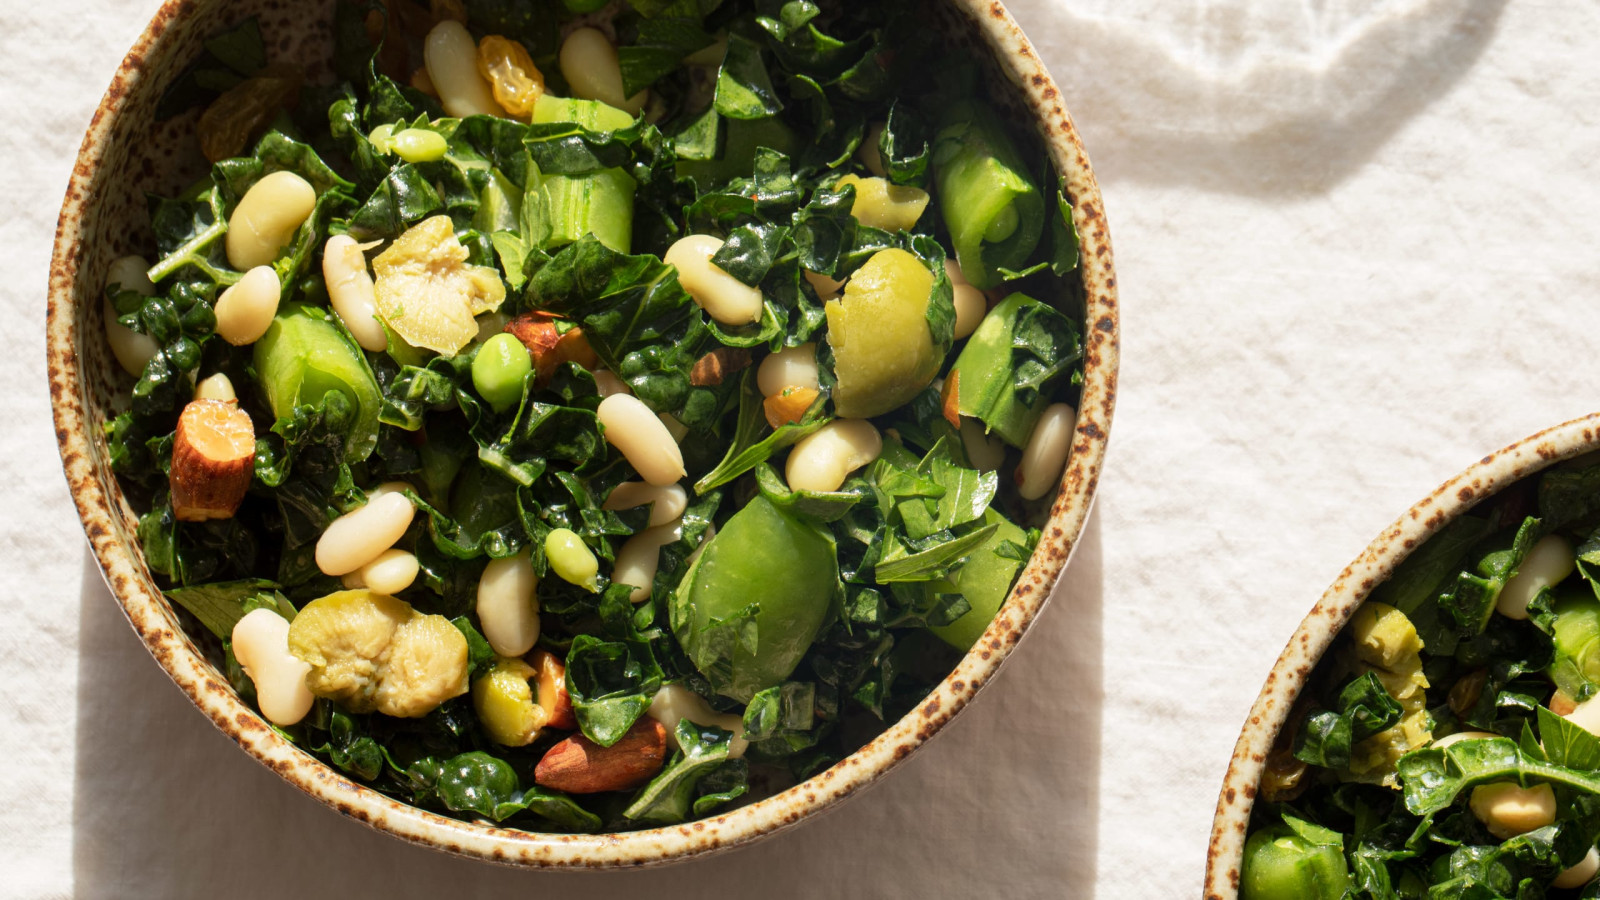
1203, 413, 1600, 897
47, 0, 1118, 868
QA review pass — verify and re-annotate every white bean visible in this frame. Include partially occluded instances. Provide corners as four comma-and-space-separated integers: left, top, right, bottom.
802, 269, 844, 303
613, 519, 683, 603
193, 372, 237, 403
226, 171, 316, 270
108, 255, 156, 296
315, 492, 416, 576
757, 343, 820, 397
952, 282, 987, 340
943, 258, 969, 286
593, 368, 630, 397
599, 394, 685, 486
857, 121, 887, 177
648, 683, 747, 758
603, 481, 687, 527
214, 265, 282, 346
359, 548, 420, 595
659, 412, 689, 443
960, 417, 1006, 472
104, 256, 159, 376
1565, 696, 1600, 737
1016, 403, 1075, 501
664, 234, 763, 326
786, 419, 882, 493
323, 235, 387, 352
1554, 847, 1600, 889
559, 27, 647, 115
476, 549, 540, 657
1497, 534, 1576, 620
231, 608, 314, 727
1469, 781, 1556, 839
424, 21, 505, 118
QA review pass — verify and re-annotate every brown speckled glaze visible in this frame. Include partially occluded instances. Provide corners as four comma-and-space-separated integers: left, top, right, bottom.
47, 0, 1118, 866
1204, 414, 1600, 898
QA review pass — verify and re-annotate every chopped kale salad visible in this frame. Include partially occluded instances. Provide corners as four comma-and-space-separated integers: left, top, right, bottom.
1244, 457, 1600, 897
101, 0, 1084, 832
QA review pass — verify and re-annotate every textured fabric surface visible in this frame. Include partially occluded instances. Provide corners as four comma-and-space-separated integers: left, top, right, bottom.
4, 0, 1599, 896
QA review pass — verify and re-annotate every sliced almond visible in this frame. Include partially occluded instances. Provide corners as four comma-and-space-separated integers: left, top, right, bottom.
534, 718, 667, 794
505, 312, 598, 382
689, 347, 752, 387
530, 648, 577, 730
763, 386, 819, 428
171, 399, 256, 521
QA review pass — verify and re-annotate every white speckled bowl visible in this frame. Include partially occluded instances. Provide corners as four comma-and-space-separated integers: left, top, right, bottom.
48, 0, 1118, 867
1204, 413, 1600, 897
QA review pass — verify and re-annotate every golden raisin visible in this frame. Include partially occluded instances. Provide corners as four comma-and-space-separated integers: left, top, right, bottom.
764, 387, 819, 428
196, 64, 303, 163
477, 35, 546, 118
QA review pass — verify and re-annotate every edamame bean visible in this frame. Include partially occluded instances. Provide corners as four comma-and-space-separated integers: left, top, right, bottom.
598, 394, 686, 487
612, 519, 682, 603
231, 608, 315, 726
315, 491, 416, 576
424, 20, 506, 118
226, 171, 316, 270
472, 332, 533, 412
756, 343, 820, 397
664, 234, 763, 325
103, 256, 159, 375
368, 123, 396, 154
1469, 782, 1556, 839
545, 528, 599, 592
559, 27, 647, 115
476, 549, 539, 657
1015, 403, 1075, 501
786, 419, 882, 493
1497, 534, 1576, 620
214, 265, 282, 346
322, 235, 387, 352
603, 481, 687, 527
193, 372, 237, 403
389, 128, 449, 163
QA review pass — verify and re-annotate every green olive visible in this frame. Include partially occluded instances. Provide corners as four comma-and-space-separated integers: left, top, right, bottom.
1240, 823, 1350, 900
824, 248, 942, 418
471, 332, 532, 413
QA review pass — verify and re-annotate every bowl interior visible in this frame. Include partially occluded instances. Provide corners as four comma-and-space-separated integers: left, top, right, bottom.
49, 0, 1118, 866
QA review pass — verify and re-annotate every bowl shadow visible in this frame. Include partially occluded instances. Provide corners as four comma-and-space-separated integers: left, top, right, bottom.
71, 512, 1103, 898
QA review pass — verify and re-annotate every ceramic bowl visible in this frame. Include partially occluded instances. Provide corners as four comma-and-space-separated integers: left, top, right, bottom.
1203, 413, 1600, 897
47, 0, 1118, 867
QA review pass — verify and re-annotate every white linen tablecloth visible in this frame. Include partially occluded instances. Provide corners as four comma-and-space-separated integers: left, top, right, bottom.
5, 0, 1600, 895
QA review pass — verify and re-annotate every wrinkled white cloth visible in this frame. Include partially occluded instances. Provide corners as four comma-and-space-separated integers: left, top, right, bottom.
5, 0, 1600, 896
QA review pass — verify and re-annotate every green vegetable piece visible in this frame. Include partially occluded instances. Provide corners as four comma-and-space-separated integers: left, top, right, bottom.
825, 247, 943, 418
932, 101, 1044, 289
533, 95, 636, 132
253, 304, 382, 463
1240, 816, 1351, 900
530, 96, 636, 253
929, 510, 1027, 650
947, 293, 1080, 448
1551, 587, 1600, 701
166, 579, 289, 640
671, 495, 839, 702
471, 333, 532, 413
676, 117, 800, 187
546, 527, 600, 592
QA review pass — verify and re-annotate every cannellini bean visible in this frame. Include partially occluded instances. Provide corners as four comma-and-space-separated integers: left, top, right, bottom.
1497, 534, 1576, 620
476, 549, 539, 657
424, 21, 505, 118
231, 608, 314, 726
1431, 729, 1498, 748
315, 491, 416, 576
593, 368, 630, 397
604, 482, 687, 527
1016, 403, 1075, 501
786, 419, 882, 493
659, 412, 689, 443
598, 394, 685, 487
226, 171, 316, 270
1565, 695, 1600, 736
1554, 847, 1600, 889
665, 234, 763, 326
960, 417, 1006, 472
104, 256, 160, 375
193, 372, 237, 403
857, 121, 887, 177
108, 255, 156, 296
1469, 781, 1556, 839
559, 27, 647, 115
757, 343, 820, 396
952, 282, 987, 340
323, 235, 387, 351
944, 258, 970, 286
802, 269, 844, 303
359, 548, 420, 595
612, 519, 683, 603
214, 265, 282, 346
648, 683, 747, 758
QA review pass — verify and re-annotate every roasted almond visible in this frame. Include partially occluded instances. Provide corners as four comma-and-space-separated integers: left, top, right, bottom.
940, 370, 960, 428
530, 647, 577, 731
170, 399, 256, 521
763, 386, 819, 428
689, 346, 752, 387
504, 312, 598, 382
534, 718, 667, 794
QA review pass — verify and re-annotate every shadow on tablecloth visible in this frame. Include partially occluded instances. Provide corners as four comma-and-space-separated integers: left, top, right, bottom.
70, 510, 1103, 899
